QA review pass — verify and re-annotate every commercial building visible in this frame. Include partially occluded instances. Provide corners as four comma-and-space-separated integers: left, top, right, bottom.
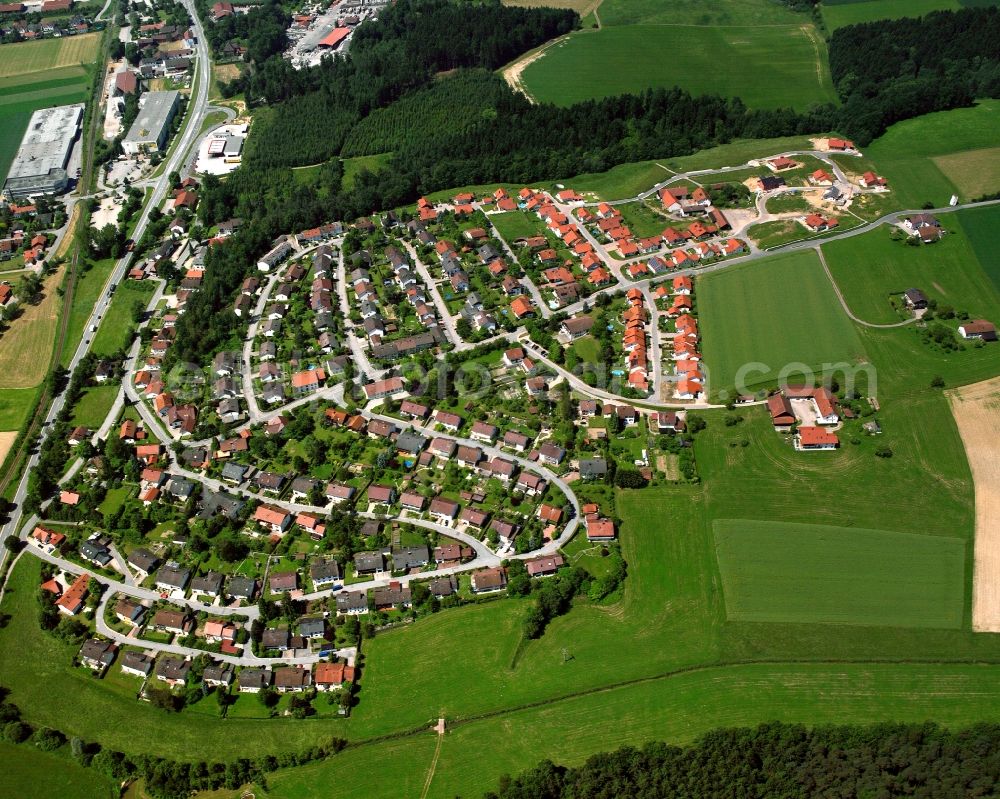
2, 104, 84, 200
122, 91, 181, 155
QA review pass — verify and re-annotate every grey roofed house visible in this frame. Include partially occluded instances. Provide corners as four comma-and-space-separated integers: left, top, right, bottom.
199, 488, 245, 520
354, 551, 385, 574
155, 564, 191, 590
290, 476, 320, 497
903, 288, 929, 309
579, 458, 608, 480
167, 477, 196, 500
237, 668, 272, 692
262, 383, 285, 404
310, 559, 341, 584
181, 447, 209, 467
392, 544, 429, 571
373, 584, 411, 608
298, 617, 327, 638
336, 590, 369, 614
477, 243, 499, 263
314, 311, 334, 330
255, 471, 286, 492
262, 628, 291, 650
81, 540, 112, 566
203, 663, 234, 686
259, 341, 277, 360
191, 571, 225, 597
155, 656, 191, 683
127, 547, 160, 575
269, 571, 298, 593
221, 462, 248, 484
429, 575, 457, 597
227, 576, 257, 601
79, 638, 116, 670
218, 398, 242, 421
396, 431, 427, 455
121, 650, 154, 677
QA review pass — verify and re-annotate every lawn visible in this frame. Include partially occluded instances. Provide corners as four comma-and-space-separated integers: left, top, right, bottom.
613, 201, 668, 238
570, 335, 600, 365
0, 386, 40, 429
341, 153, 392, 190
822, 0, 960, 31
714, 519, 966, 628
863, 100, 1000, 207
71, 385, 119, 428
91, 280, 155, 356
520, 24, 837, 110
821, 209, 1000, 325
0, 741, 118, 799
489, 210, 548, 242
62, 256, 116, 368
698, 250, 867, 395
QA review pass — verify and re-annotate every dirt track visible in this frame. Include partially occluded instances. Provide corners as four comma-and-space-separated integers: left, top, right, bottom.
949, 377, 1000, 632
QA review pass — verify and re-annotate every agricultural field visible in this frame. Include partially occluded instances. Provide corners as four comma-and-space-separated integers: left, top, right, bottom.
862, 100, 1000, 207
698, 250, 867, 395
821, 207, 1000, 325
0, 34, 101, 78
714, 520, 966, 627
519, 23, 837, 109
0, 35, 101, 175
822, 0, 961, 31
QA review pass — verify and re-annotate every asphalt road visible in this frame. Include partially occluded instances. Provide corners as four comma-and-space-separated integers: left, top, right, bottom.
0, 0, 212, 568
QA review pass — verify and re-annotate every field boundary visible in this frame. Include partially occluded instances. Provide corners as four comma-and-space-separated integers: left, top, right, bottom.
948, 376, 1000, 632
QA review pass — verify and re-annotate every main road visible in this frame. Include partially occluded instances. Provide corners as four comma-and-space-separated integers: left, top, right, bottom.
0, 0, 213, 570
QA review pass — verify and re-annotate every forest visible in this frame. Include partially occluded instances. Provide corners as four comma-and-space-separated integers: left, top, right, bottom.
486, 722, 1000, 799
173, 2, 1000, 366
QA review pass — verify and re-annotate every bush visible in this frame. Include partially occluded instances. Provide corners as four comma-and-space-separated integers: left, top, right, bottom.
875, 445, 893, 459
31, 727, 65, 751
3, 721, 31, 743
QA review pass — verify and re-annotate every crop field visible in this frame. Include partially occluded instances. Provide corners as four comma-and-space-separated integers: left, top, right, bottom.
698, 250, 867, 394
960, 204, 1000, 292
598, 0, 808, 27
822, 0, 960, 31
714, 520, 966, 627
0, 34, 101, 78
933, 147, 1000, 201
821, 209, 1000, 325
0, 43, 96, 178
863, 100, 1000, 207
520, 24, 837, 110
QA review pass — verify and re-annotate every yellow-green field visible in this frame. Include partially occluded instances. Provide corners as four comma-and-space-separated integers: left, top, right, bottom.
933, 147, 1000, 200
0, 33, 102, 78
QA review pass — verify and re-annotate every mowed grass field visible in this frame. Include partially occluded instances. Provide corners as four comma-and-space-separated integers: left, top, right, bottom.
715, 520, 966, 627
821, 207, 1000, 325
698, 250, 867, 394
0, 741, 118, 799
520, 23, 837, 109
822, 0, 961, 31
861, 100, 1000, 207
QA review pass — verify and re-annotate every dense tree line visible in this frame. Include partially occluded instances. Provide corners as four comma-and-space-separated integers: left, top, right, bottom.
486, 722, 1000, 799
829, 7, 1000, 143
195, 0, 290, 64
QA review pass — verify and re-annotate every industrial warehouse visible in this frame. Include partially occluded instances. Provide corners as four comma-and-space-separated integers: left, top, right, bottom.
2, 103, 85, 201
122, 90, 181, 155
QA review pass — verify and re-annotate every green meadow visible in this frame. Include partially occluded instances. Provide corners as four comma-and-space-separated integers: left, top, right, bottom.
698, 250, 867, 395
821, 207, 1000, 325
822, 0, 961, 31
715, 520, 966, 627
520, 23, 837, 109
860, 100, 1000, 207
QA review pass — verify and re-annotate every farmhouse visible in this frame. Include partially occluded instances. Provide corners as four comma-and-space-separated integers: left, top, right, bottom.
959, 320, 998, 342
767, 394, 796, 431
795, 426, 840, 451
903, 288, 928, 310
